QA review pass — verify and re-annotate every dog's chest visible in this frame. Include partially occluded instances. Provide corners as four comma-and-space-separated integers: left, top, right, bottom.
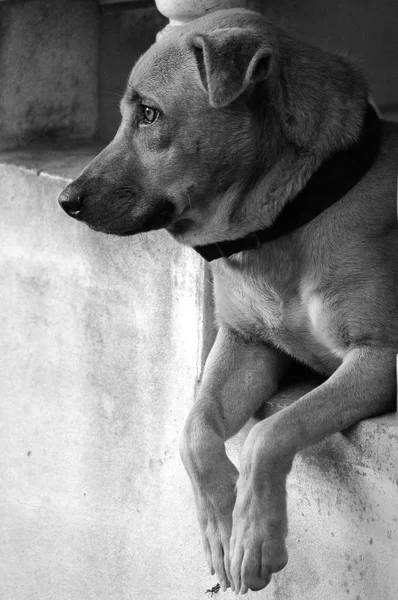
213, 261, 345, 374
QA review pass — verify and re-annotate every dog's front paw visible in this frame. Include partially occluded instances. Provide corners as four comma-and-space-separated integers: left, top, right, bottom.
198, 492, 235, 592
194, 459, 239, 591
181, 430, 239, 590
229, 486, 288, 594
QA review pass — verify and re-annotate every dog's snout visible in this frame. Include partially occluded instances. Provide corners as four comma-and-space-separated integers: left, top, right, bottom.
58, 184, 86, 219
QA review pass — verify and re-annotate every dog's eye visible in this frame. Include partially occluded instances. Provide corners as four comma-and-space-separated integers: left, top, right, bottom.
142, 105, 159, 125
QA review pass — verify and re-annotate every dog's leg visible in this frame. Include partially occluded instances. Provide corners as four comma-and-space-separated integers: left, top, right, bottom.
229, 348, 396, 594
180, 326, 290, 591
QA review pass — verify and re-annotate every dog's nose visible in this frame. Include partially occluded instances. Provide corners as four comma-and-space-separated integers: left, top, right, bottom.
58, 184, 86, 218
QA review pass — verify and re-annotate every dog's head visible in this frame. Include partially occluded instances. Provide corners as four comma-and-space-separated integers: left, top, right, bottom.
58, 9, 281, 245
58, 8, 367, 246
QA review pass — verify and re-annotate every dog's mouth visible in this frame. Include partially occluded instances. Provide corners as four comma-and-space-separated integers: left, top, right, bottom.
82, 197, 178, 237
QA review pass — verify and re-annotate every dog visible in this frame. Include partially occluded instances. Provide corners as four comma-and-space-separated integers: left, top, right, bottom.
58, 8, 398, 595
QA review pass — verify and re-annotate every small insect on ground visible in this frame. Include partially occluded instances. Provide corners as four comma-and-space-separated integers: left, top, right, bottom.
205, 583, 221, 597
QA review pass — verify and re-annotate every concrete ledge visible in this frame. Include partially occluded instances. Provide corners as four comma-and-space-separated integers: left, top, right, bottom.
0, 142, 105, 181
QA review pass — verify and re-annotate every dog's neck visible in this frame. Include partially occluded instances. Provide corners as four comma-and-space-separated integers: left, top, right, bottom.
194, 103, 382, 262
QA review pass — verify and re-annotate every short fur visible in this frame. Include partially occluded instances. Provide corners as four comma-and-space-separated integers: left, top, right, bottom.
58, 9, 398, 594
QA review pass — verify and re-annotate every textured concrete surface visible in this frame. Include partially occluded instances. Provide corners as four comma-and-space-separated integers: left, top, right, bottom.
270, 417, 398, 600
0, 0, 98, 150
0, 147, 210, 600
0, 146, 397, 599
224, 415, 398, 600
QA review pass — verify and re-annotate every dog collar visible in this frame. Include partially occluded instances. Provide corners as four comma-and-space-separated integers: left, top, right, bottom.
194, 104, 382, 262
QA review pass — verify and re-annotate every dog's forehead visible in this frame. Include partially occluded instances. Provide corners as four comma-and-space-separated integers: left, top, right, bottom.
127, 36, 193, 98
126, 8, 267, 99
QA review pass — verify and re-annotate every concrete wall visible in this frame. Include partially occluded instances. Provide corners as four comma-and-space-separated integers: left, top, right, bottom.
0, 0, 99, 150
0, 149, 212, 600
258, 0, 398, 112
278, 418, 398, 600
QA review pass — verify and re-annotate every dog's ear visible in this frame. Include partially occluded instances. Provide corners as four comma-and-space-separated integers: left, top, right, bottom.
190, 28, 272, 108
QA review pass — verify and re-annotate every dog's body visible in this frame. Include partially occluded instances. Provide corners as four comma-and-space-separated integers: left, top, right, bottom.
59, 9, 398, 594
215, 134, 398, 373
